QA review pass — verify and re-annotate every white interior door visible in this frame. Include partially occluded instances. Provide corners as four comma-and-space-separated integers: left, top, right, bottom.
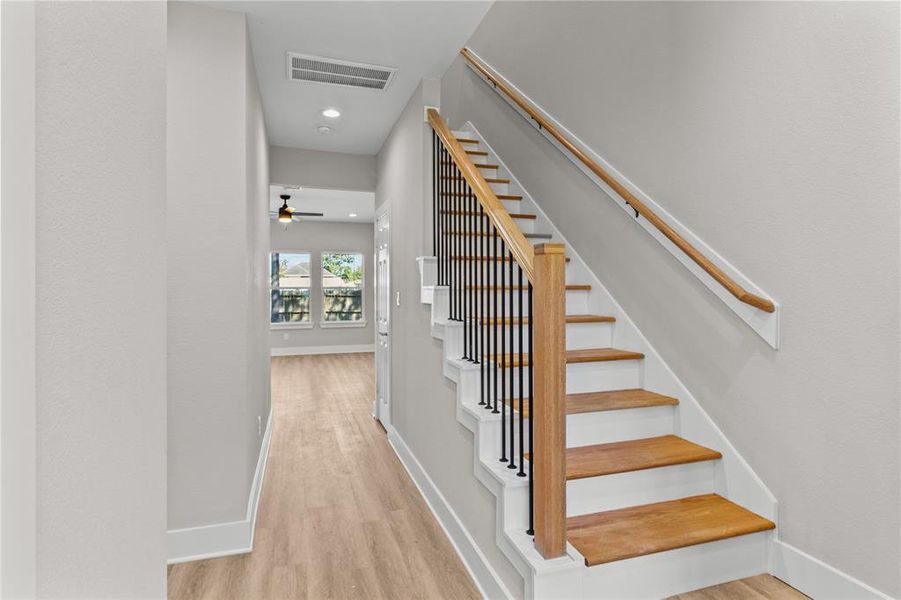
374, 212, 390, 427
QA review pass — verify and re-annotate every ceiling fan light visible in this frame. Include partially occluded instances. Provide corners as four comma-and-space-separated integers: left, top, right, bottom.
278, 201, 294, 223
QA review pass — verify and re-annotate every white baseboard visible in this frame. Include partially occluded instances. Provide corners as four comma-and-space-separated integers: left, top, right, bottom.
270, 343, 375, 356
386, 426, 513, 600
770, 539, 896, 600
167, 411, 273, 564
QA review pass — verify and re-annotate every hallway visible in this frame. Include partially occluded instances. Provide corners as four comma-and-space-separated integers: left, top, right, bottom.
167, 353, 480, 599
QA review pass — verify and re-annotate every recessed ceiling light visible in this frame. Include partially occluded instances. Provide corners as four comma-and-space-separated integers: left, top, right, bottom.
322, 108, 341, 118
348, 213, 357, 218
317, 125, 331, 134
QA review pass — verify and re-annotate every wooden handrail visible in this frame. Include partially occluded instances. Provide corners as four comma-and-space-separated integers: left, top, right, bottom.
427, 108, 535, 282
460, 48, 776, 314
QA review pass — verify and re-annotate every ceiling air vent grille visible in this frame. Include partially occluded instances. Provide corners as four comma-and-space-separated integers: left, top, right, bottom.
287, 53, 397, 91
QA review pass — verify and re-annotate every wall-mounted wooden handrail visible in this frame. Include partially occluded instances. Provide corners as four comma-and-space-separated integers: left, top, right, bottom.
427, 108, 535, 282
460, 48, 775, 314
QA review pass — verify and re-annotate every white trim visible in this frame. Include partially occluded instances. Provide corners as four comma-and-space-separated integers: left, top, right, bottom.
167, 411, 273, 564
463, 48, 781, 349
270, 321, 313, 330
770, 539, 897, 600
319, 319, 367, 328
387, 425, 513, 600
270, 343, 375, 356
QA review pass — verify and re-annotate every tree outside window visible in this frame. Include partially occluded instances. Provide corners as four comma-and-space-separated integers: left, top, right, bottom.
270, 252, 311, 323
322, 252, 363, 322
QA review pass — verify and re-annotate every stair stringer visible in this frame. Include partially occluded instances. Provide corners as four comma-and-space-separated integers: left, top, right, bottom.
461, 120, 779, 527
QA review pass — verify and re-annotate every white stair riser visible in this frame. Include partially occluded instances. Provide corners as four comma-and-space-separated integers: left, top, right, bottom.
566, 405, 674, 447
443, 289, 589, 315
567, 360, 642, 394
478, 408, 677, 477
567, 460, 716, 516
578, 531, 771, 600
453, 359, 643, 396
472, 321, 613, 351
479, 404, 675, 452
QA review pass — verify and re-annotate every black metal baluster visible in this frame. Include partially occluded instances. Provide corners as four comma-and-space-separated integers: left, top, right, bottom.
458, 171, 464, 325
451, 163, 457, 320
437, 144, 443, 286
444, 149, 450, 289
457, 168, 463, 323
453, 164, 459, 321
527, 282, 534, 535
462, 179, 469, 358
507, 251, 523, 469
499, 237, 507, 462
439, 142, 450, 285
440, 146, 446, 286
469, 189, 476, 362
518, 264, 526, 478
432, 133, 437, 258
479, 207, 487, 406
492, 227, 499, 414
473, 191, 480, 365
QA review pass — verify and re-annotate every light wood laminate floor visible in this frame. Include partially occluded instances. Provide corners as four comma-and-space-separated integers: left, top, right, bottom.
168, 353, 480, 600
168, 354, 808, 600
669, 574, 809, 599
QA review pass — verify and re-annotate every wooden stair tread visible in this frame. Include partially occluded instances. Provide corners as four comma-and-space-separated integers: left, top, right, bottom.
480, 314, 613, 325
567, 494, 775, 566
566, 347, 643, 363
566, 388, 678, 413
445, 231, 550, 239
442, 211, 536, 220
442, 161, 497, 170
486, 347, 642, 367
442, 176, 511, 184
466, 150, 488, 156
468, 284, 590, 292
504, 388, 677, 419
565, 435, 720, 480
442, 192, 522, 201
456, 137, 479, 145
453, 255, 570, 262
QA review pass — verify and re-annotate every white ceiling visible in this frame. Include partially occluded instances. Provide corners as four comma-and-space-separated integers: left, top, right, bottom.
270, 185, 375, 223
202, 1, 493, 155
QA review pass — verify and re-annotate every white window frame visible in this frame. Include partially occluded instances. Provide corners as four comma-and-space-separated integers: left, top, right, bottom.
270, 251, 314, 329
320, 250, 366, 328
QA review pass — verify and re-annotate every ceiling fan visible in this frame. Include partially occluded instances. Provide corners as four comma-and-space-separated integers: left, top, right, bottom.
270, 194, 324, 224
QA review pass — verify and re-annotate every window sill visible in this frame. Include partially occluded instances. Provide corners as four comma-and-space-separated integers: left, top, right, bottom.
270, 322, 313, 330
319, 320, 368, 329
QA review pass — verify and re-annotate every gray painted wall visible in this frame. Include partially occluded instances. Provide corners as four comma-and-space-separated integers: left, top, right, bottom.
31, 2, 168, 596
167, 2, 271, 531
377, 80, 525, 597
1, 1, 37, 595
270, 145, 377, 191
441, 1, 900, 595
270, 221, 375, 349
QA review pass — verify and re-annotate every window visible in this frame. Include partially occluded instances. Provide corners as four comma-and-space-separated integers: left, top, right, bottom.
321, 252, 364, 323
270, 252, 311, 324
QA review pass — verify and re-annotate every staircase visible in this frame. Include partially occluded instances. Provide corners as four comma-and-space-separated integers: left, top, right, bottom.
417, 112, 778, 599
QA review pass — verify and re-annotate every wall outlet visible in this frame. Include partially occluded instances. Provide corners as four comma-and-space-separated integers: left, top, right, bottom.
257, 415, 262, 438
282, 332, 289, 340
